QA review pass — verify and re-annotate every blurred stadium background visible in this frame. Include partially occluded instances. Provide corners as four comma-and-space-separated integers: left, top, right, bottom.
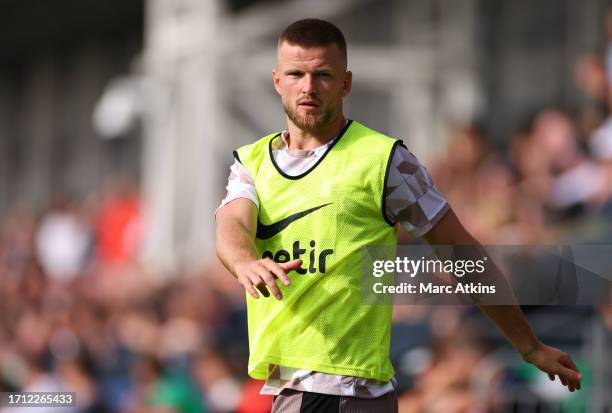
0, 0, 611, 412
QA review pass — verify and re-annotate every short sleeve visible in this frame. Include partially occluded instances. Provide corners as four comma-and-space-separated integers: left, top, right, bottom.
215, 159, 259, 216
384, 144, 449, 237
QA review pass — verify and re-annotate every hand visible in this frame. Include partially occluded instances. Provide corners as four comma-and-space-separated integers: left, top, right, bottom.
522, 342, 583, 392
234, 258, 302, 300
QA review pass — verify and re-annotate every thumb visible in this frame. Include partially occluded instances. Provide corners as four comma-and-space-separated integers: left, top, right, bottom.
558, 366, 582, 382
280, 259, 303, 272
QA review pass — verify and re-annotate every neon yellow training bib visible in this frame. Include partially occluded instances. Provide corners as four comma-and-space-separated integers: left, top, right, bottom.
235, 120, 400, 382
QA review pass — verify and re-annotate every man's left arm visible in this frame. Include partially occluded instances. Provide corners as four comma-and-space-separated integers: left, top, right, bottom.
423, 208, 583, 392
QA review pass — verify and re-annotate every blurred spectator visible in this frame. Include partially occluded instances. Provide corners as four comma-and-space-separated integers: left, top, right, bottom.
95, 177, 143, 267
397, 316, 490, 413
590, 117, 612, 161
192, 351, 241, 413
530, 110, 606, 212
143, 357, 204, 413
0, 207, 37, 279
235, 380, 273, 413
36, 195, 90, 282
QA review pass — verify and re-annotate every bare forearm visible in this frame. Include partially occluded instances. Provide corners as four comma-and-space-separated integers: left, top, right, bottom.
216, 219, 259, 276
478, 304, 540, 356
424, 210, 540, 354
215, 200, 300, 300
424, 208, 581, 391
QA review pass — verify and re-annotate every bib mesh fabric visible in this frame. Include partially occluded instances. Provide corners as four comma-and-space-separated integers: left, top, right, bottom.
236, 120, 400, 381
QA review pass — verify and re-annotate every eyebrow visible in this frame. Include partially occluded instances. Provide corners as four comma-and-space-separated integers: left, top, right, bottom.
283, 67, 334, 74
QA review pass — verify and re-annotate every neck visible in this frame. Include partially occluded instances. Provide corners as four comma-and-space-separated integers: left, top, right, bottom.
286, 115, 347, 150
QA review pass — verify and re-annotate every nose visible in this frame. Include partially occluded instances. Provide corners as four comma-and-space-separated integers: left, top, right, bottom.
301, 73, 316, 95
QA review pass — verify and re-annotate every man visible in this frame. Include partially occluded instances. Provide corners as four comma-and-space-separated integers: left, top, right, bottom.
216, 18, 582, 412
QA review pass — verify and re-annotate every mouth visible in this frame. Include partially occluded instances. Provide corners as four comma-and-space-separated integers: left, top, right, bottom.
298, 101, 320, 111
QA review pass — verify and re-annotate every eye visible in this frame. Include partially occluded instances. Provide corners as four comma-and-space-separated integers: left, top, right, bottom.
316, 72, 332, 78
286, 71, 303, 78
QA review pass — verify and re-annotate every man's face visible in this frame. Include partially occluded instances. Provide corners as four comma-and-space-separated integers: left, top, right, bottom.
273, 41, 352, 133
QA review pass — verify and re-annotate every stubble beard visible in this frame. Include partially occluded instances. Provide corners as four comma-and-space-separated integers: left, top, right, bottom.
283, 100, 337, 133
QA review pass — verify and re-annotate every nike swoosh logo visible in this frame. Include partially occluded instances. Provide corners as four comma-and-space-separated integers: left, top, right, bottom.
256, 203, 332, 239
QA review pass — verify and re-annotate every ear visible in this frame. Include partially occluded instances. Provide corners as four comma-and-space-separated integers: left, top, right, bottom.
341, 70, 352, 98
272, 68, 282, 95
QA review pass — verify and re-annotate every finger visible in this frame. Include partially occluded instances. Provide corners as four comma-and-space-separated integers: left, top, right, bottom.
239, 277, 260, 299
563, 360, 582, 390
567, 377, 574, 392
254, 266, 283, 300
569, 372, 581, 391
249, 273, 271, 298
262, 259, 291, 286
255, 282, 271, 297
548, 373, 555, 381
558, 366, 582, 390
279, 259, 303, 273
560, 358, 583, 390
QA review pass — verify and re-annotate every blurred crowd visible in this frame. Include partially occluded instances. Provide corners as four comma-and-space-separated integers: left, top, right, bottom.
0, 176, 271, 413
431, 102, 612, 246
1, 171, 607, 413
395, 33, 612, 411
2, 24, 612, 413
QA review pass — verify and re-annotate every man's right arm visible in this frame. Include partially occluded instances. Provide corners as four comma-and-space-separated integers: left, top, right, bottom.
216, 198, 301, 300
